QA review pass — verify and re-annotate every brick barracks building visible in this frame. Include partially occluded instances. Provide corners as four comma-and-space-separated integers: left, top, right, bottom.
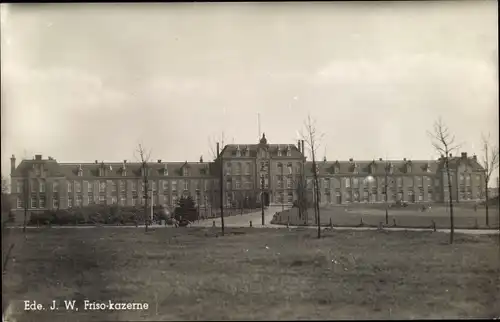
9, 134, 486, 218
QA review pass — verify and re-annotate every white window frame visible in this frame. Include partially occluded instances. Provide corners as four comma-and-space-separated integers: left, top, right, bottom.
76, 195, 83, 207
67, 181, 73, 193
53, 198, 59, 209
75, 181, 82, 193
17, 197, 23, 208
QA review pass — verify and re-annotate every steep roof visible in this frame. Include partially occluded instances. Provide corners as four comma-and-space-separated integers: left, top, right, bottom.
304, 159, 440, 177
12, 160, 214, 178
219, 143, 303, 159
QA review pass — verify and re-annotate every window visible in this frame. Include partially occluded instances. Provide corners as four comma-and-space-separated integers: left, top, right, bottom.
183, 167, 189, 176
353, 191, 360, 202
226, 181, 231, 190
151, 181, 156, 192
16, 180, 24, 193
52, 198, 59, 209
406, 177, 414, 186
288, 164, 293, 174
112, 181, 117, 192
370, 192, 376, 202
35, 165, 41, 176
171, 180, 177, 192
287, 178, 292, 189
417, 192, 423, 202
245, 162, 251, 175
287, 149, 291, 157
277, 150, 282, 157
225, 162, 232, 175
336, 191, 342, 204
99, 181, 106, 193
324, 178, 330, 189
78, 168, 83, 177
67, 197, 73, 208
235, 163, 241, 175
17, 197, 24, 208
408, 190, 415, 202
235, 179, 241, 189
352, 177, 359, 188
75, 181, 81, 193
172, 195, 178, 206
416, 176, 423, 187
162, 180, 169, 190
99, 196, 106, 205
67, 181, 72, 193
87, 181, 93, 193
287, 192, 293, 203
88, 195, 94, 205
427, 191, 433, 202
363, 191, 369, 202
277, 178, 283, 189
475, 174, 481, 183
131, 181, 137, 192
434, 178, 440, 187
397, 177, 402, 187
37, 180, 45, 193
345, 178, 351, 188
307, 178, 313, 189
120, 195, 126, 205
345, 191, 352, 203
76, 195, 82, 207
118, 180, 125, 192
184, 180, 189, 191
465, 174, 471, 186
277, 192, 282, 203
132, 196, 138, 206
111, 196, 117, 204
459, 174, 464, 183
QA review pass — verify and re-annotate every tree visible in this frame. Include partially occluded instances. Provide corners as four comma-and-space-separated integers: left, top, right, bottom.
174, 196, 198, 222
300, 114, 325, 239
428, 117, 462, 244
480, 133, 499, 226
135, 143, 152, 232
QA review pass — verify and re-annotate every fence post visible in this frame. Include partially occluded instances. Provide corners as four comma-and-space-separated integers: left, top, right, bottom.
393, 218, 396, 227
250, 220, 253, 228
378, 221, 383, 230
360, 218, 364, 226
212, 220, 216, 227
329, 217, 333, 229
432, 220, 436, 232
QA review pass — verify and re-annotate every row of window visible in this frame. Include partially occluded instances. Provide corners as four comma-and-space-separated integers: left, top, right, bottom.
307, 175, 481, 189
17, 192, 214, 209
17, 179, 216, 194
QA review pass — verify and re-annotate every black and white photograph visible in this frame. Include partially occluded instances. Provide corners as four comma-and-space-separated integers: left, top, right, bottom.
1, 1, 499, 321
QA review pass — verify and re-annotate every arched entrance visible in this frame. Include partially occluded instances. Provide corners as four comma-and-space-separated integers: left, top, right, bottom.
262, 192, 270, 207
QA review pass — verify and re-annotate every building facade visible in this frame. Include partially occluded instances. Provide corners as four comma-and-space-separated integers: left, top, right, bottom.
9, 134, 487, 217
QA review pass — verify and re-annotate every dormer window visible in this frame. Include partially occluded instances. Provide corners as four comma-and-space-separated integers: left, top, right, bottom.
334, 161, 340, 174
277, 149, 282, 157
351, 163, 358, 174
386, 162, 394, 174
406, 163, 412, 173
163, 166, 168, 176
370, 162, 376, 174
286, 146, 291, 157
236, 146, 241, 157
183, 167, 189, 177
287, 163, 293, 174
98, 167, 104, 177
425, 163, 431, 173
77, 165, 83, 177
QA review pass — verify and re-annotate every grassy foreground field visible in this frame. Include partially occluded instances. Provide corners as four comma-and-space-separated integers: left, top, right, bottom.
273, 206, 500, 229
3, 227, 500, 321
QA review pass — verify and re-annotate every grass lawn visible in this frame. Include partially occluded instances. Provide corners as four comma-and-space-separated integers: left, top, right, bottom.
2, 227, 500, 321
274, 206, 500, 229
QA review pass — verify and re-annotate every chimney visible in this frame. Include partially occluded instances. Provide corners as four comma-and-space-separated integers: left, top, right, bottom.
379, 158, 383, 161
461, 152, 467, 159
216, 142, 220, 158
449, 153, 452, 158
298, 140, 301, 153
95, 160, 98, 164
35, 154, 42, 161
403, 158, 406, 161
158, 159, 162, 163
349, 158, 353, 162
10, 154, 16, 175
200, 155, 203, 163
301, 140, 305, 155
124, 160, 127, 163
473, 154, 477, 161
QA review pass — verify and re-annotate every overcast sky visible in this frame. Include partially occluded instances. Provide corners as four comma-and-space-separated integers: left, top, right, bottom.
1, 2, 498, 179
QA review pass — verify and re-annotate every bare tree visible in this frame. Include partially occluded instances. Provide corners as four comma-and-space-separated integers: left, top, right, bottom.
135, 143, 152, 232
428, 117, 462, 244
480, 133, 499, 226
300, 114, 325, 239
